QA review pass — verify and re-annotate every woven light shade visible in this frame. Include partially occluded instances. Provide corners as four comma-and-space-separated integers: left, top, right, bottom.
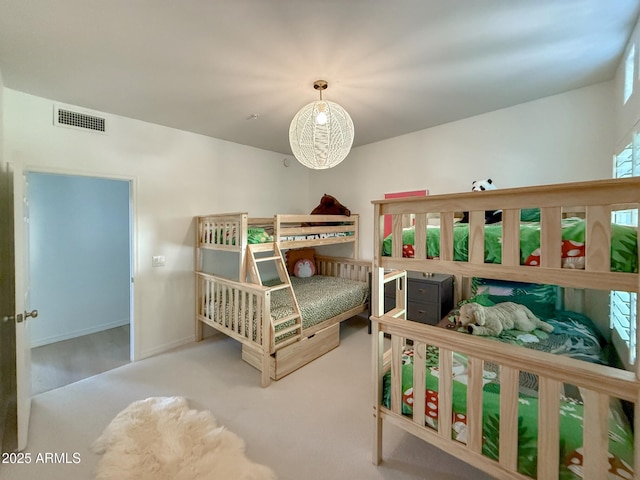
289, 80, 354, 170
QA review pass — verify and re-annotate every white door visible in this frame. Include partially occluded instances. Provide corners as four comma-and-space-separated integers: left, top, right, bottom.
7, 162, 33, 450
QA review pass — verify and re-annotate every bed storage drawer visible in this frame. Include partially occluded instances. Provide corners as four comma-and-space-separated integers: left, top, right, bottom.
242, 323, 340, 380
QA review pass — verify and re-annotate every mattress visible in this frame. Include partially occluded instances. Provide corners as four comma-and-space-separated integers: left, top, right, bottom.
270, 275, 369, 330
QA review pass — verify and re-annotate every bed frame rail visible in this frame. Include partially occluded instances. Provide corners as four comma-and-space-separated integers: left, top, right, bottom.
315, 255, 371, 282
195, 272, 270, 348
276, 214, 359, 252
372, 314, 640, 479
197, 212, 249, 252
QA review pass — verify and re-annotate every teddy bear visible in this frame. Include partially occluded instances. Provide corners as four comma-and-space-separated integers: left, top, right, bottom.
459, 179, 502, 224
303, 193, 351, 226
310, 193, 351, 216
457, 301, 554, 337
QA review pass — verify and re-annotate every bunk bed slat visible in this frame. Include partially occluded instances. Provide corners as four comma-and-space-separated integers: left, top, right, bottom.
391, 335, 403, 415
540, 206, 562, 269
414, 214, 427, 259
502, 209, 520, 266
468, 211, 485, 264
585, 205, 612, 272
466, 357, 484, 454
498, 366, 519, 472
439, 211, 455, 262
537, 377, 561, 480
438, 347, 453, 439
412, 342, 426, 426
581, 389, 611, 479
392, 215, 404, 258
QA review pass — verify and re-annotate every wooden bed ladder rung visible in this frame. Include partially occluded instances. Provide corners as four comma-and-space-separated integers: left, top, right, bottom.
276, 324, 303, 337
273, 313, 302, 327
274, 333, 303, 351
247, 243, 303, 345
254, 255, 281, 263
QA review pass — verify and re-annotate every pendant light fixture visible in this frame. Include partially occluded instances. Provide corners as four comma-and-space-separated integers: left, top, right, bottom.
289, 80, 354, 169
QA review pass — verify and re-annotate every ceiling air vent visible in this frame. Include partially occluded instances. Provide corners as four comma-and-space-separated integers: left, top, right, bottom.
53, 105, 106, 133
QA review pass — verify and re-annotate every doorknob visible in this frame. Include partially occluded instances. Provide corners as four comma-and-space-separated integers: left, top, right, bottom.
23, 310, 38, 320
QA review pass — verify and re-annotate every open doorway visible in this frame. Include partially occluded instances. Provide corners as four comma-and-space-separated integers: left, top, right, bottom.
27, 172, 132, 394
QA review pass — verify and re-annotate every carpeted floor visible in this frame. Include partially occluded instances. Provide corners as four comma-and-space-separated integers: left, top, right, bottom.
0, 316, 492, 480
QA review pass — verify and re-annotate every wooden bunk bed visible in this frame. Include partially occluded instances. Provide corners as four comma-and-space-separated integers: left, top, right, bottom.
195, 212, 370, 387
370, 177, 640, 479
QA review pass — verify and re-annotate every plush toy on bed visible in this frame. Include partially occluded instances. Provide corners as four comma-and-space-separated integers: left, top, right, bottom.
458, 302, 554, 337
303, 193, 351, 226
459, 179, 502, 224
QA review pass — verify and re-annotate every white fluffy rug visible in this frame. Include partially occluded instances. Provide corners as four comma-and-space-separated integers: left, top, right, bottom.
92, 396, 276, 480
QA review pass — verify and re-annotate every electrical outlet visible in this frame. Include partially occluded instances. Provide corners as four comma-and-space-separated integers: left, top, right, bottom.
152, 255, 166, 267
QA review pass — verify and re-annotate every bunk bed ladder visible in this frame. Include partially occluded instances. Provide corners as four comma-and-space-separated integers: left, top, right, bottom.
246, 243, 303, 349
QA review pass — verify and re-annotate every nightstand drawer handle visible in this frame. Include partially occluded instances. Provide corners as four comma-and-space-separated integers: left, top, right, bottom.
418, 310, 426, 314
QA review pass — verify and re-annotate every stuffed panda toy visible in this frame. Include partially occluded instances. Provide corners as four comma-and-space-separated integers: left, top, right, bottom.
459, 179, 502, 224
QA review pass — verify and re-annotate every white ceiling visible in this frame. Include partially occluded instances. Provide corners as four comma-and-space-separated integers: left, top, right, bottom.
1, 0, 639, 155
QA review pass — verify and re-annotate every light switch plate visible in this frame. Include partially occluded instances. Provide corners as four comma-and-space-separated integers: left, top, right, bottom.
152, 255, 166, 267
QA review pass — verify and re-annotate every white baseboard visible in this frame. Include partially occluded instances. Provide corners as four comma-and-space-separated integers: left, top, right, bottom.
138, 335, 195, 360
31, 318, 130, 348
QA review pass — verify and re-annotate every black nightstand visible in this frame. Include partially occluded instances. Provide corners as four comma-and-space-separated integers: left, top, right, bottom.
384, 272, 454, 326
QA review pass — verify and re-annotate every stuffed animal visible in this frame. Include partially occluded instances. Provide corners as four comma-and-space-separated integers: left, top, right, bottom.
310, 193, 351, 217
459, 179, 502, 224
458, 302, 554, 337
303, 194, 351, 226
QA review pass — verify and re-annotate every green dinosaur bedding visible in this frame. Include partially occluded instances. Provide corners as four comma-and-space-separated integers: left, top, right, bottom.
381, 218, 638, 273
381, 306, 635, 478
382, 346, 634, 478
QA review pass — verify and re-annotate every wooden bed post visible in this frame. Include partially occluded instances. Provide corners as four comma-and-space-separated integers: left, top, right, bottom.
195, 216, 203, 342
353, 214, 359, 259
239, 213, 248, 281
371, 265, 384, 466
261, 291, 272, 388
372, 204, 384, 464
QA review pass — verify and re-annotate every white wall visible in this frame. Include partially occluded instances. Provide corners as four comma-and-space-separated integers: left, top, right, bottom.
28, 173, 131, 347
311, 81, 615, 261
4, 89, 311, 359
614, 17, 640, 148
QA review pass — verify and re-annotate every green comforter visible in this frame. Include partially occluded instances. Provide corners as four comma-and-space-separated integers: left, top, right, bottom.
381, 218, 638, 273
382, 344, 633, 478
